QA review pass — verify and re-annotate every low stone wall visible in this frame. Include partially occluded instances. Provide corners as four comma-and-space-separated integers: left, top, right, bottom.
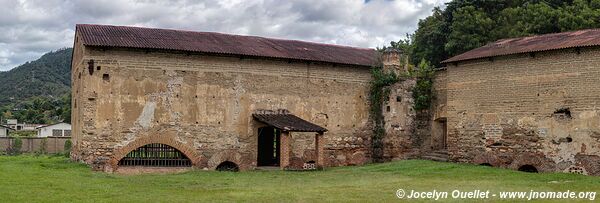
0, 137, 71, 154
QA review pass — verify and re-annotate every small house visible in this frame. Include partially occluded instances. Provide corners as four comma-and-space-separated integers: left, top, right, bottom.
36, 123, 72, 137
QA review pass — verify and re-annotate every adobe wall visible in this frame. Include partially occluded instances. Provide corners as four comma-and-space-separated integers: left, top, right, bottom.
379, 49, 419, 161
382, 79, 418, 160
442, 47, 600, 175
413, 69, 448, 155
71, 44, 375, 171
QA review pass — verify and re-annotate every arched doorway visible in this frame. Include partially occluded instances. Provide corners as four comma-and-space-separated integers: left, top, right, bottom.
118, 143, 192, 167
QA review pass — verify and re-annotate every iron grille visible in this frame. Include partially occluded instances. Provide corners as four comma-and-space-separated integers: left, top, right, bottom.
118, 143, 191, 167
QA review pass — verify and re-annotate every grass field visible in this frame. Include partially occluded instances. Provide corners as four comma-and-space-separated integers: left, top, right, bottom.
0, 155, 599, 202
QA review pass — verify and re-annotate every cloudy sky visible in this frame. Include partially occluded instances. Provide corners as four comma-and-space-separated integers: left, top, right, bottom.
0, 0, 448, 71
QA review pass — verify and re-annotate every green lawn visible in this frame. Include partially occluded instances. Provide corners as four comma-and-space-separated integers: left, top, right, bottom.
0, 156, 599, 202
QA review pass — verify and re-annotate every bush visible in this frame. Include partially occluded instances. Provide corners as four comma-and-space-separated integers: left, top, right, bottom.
411, 59, 435, 111
63, 140, 72, 158
8, 137, 23, 155
36, 138, 48, 155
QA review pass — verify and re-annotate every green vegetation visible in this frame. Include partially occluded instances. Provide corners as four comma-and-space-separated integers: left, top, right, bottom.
0, 48, 72, 124
369, 66, 400, 161
404, 0, 600, 67
0, 94, 71, 124
63, 140, 72, 154
411, 60, 436, 111
7, 137, 22, 155
36, 138, 48, 155
0, 156, 599, 202
8, 130, 38, 137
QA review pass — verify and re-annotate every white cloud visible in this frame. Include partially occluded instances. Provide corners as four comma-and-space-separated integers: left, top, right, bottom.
0, 0, 449, 71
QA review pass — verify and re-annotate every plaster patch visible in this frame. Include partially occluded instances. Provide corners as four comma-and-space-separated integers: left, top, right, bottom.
137, 101, 156, 129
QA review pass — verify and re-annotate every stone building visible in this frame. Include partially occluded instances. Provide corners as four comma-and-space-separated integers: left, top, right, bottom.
72, 24, 600, 175
70, 24, 415, 172
429, 29, 600, 175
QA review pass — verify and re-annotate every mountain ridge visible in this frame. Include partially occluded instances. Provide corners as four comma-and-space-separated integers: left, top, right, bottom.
0, 48, 72, 106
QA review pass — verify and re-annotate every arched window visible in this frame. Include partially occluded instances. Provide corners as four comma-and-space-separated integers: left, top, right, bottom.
118, 143, 191, 167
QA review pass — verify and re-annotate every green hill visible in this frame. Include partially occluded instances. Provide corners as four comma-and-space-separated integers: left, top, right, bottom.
0, 48, 72, 106
0, 48, 72, 124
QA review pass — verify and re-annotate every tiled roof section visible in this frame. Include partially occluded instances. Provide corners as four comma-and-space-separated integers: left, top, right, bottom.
443, 28, 600, 63
253, 112, 327, 133
76, 24, 377, 66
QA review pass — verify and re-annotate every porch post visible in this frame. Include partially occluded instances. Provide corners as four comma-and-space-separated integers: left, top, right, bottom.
316, 132, 324, 168
280, 131, 290, 170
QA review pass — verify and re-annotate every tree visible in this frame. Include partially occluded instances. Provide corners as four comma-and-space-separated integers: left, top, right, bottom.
412, 59, 435, 111
445, 6, 496, 57
405, 0, 600, 69
412, 7, 448, 67
558, 0, 600, 31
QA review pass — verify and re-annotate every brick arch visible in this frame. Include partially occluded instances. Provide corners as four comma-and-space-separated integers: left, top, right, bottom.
207, 150, 243, 170
509, 152, 555, 173
473, 152, 512, 168
109, 134, 202, 169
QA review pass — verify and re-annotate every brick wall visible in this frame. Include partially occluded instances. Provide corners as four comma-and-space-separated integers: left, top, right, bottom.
440, 46, 600, 175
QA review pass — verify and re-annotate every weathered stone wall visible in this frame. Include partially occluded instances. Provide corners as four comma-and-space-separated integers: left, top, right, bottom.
382, 79, 418, 160
442, 47, 600, 175
380, 49, 419, 161
423, 69, 448, 152
403, 69, 448, 157
71, 43, 374, 171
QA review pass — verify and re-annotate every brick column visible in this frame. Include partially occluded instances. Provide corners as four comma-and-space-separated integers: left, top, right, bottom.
280, 131, 290, 170
316, 132, 324, 168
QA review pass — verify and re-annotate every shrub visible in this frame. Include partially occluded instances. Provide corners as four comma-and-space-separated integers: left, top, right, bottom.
411, 59, 435, 111
8, 137, 23, 155
63, 140, 72, 158
36, 138, 48, 155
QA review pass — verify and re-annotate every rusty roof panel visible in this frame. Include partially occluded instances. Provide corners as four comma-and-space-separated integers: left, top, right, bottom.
76, 24, 376, 67
443, 28, 600, 63
253, 112, 327, 133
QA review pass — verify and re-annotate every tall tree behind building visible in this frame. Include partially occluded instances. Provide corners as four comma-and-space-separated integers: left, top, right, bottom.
408, 0, 600, 67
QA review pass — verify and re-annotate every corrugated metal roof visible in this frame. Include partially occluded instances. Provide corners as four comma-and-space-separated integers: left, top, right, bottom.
443, 28, 600, 63
76, 24, 377, 67
253, 112, 327, 133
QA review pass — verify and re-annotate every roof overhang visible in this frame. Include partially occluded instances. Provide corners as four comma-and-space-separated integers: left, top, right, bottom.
442, 28, 600, 64
35, 122, 71, 129
76, 24, 377, 67
0, 125, 14, 131
253, 109, 327, 133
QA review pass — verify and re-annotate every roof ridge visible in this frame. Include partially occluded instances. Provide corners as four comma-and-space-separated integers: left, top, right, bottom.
76, 24, 373, 51
491, 28, 600, 44
443, 28, 600, 64
75, 24, 377, 67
